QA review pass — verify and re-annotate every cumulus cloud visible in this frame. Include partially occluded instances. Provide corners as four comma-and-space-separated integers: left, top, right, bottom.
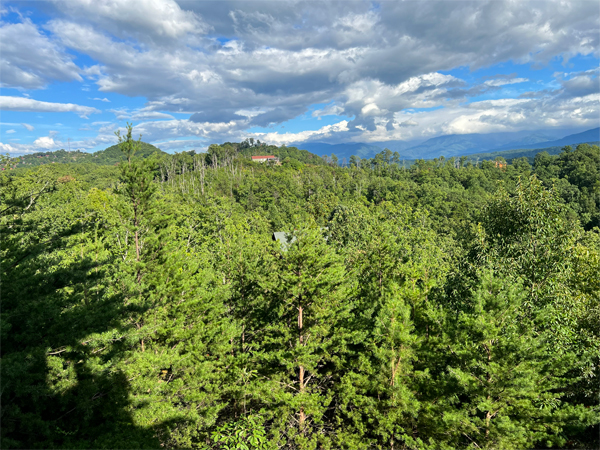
0, 142, 18, 153
0, 124, 119, 154
35, 1, 595, 135
51, 0, 210, 42
359, 91, 600, 142
398, 119, 418, 127
312, 104, 344, 119
340, 73, 465, 130
132, 119, 242, 142
33, 136, 57, 149
2, 0, 599, 146
0, 97, 100, 118
92, 97, 110, 102
254, 120, 350, 146
0, 18, 81, 89
556, 70, 600, 99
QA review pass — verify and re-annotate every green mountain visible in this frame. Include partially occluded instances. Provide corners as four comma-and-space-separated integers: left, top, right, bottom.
11, 142, 166, 168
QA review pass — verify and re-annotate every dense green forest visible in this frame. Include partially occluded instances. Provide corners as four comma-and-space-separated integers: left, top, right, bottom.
7, 139, 323, 170
462, 141, 600, 166
1, 127, 599, 449
9, 142, 166, 168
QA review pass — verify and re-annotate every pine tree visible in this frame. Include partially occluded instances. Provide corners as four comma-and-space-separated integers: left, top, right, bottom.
332, 202, 448, 448
239, 225, 347, 449
416, 270, 596, 449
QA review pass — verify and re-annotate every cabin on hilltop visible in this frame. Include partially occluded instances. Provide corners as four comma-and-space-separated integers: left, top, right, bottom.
251, 155, 279, 164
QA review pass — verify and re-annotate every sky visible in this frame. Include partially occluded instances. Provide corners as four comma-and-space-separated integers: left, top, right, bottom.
0, 0, 599, 155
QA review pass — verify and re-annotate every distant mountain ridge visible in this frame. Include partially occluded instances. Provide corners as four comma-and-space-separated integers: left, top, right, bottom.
490, 127, 600, 151
294, 127, 598, 160
296, 142, 383, 161
464, 141, 600, 165
399, 131, 563, 159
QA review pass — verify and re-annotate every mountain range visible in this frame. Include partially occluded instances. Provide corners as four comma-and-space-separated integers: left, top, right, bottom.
294, 127, 600, 161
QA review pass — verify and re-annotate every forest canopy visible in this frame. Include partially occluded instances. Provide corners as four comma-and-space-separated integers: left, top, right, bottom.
1, 131, 599, 449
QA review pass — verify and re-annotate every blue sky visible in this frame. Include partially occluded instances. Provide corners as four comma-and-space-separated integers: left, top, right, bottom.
1, 0, 598, 155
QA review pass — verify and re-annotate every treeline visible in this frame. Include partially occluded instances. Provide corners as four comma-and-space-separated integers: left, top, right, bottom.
10, 142, 165, 168
1, 130, 598, 449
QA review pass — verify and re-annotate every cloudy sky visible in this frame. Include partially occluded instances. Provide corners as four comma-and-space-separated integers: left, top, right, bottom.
1, 0, 598, 154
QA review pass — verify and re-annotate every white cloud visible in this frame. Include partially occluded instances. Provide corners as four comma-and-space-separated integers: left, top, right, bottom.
152, 139, 206, 152
22, 123, 35, 131
398, 119, 418, 127
334, 11, 379, 34
484, 78, 529, 87
235, 108, 269, 119
5, 129, 16, 134
0, 142, 18, 153
362, 92, 600, 141
92, 97, 110, 102
132, 111, 175, 120
312, 104, 345, 119
132, 119, 241, 142
253, 120, 350, 146
0, 126, 118, 154
33, 136, 57, 149
0, 96, 100, 118
52, 0, 210, 41
107, 107, 175, 121
0, 18, 81, 89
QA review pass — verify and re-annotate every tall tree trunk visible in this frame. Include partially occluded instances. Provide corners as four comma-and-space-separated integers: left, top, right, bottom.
134, 207, 141, 283
298, 304, 305, 429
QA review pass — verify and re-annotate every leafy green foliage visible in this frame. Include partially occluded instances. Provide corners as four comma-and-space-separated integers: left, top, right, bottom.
209, 416, 274, 450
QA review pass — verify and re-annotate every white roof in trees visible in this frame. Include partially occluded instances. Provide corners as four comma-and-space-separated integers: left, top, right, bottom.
272, 228, 329, 251
272, 232, 296, 251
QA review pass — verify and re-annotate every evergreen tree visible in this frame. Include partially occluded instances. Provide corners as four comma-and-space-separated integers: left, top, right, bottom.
242, 225, 348, 449
417, 271, 596, 449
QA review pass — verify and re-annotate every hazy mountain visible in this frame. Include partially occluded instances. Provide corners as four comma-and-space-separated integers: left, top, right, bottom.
369, 140, 422, 153
398, 130, 563, 159
295, 142, 384, 160
295, 139, 426, 160
399, 134, 492, 159
501, 133, 561, 148
490, 127, 600, 151
294, 129, 572, 160
462, 140, 599, 165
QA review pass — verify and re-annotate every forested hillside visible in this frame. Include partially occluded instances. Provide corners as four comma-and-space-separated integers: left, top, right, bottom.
1, 127, 599, 449
9, 141, 166, 168
463, 141, 600, 165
